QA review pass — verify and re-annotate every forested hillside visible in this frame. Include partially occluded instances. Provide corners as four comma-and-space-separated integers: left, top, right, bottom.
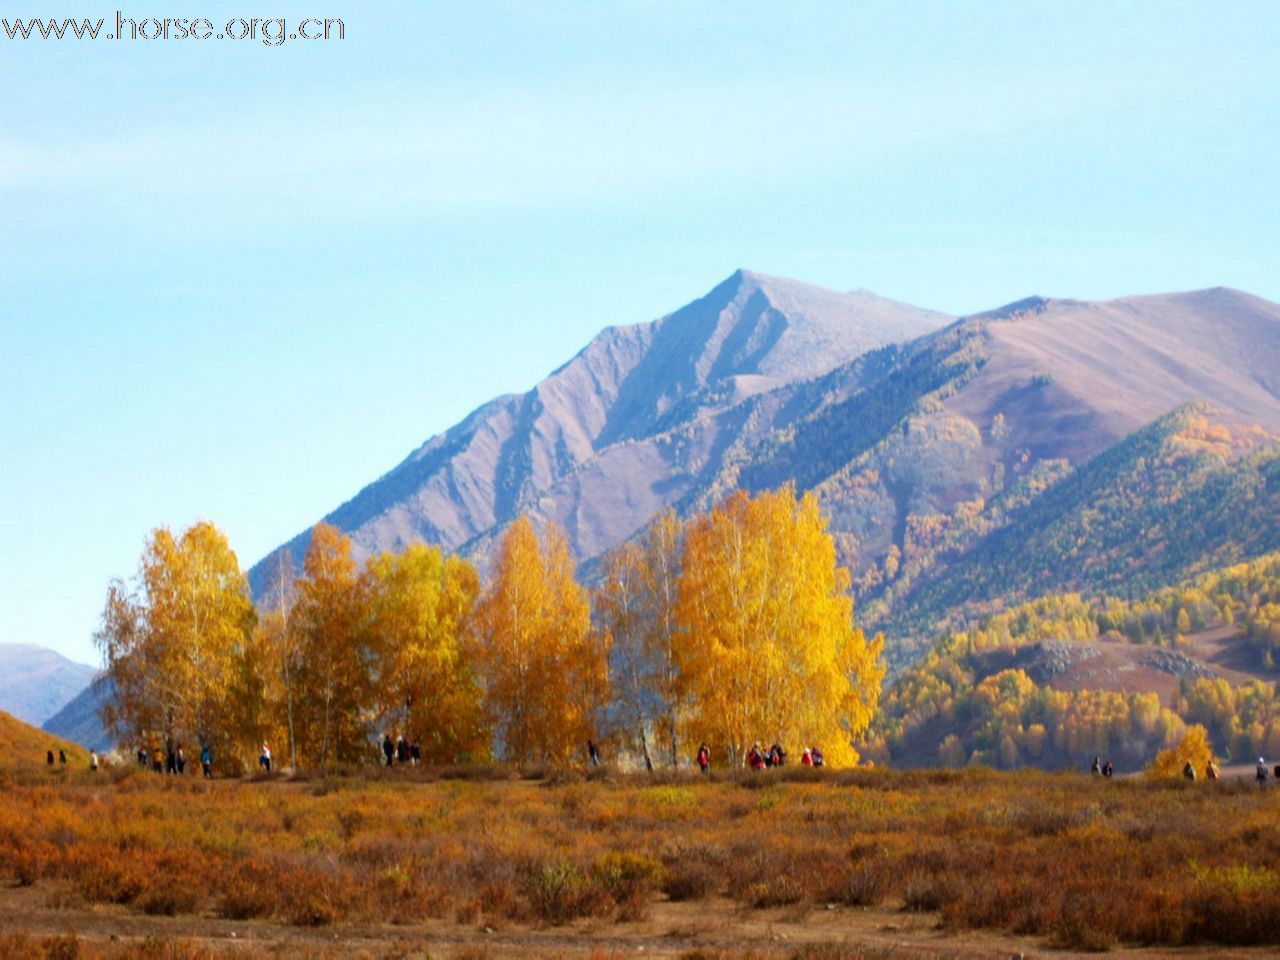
868, 553, 1280, 771
872, 407, 1280, 660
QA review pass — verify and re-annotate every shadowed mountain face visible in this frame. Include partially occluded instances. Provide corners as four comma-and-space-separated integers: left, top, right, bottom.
250, 275, 1280, 663
0, 644, 97, 726
42, 675, 113, 753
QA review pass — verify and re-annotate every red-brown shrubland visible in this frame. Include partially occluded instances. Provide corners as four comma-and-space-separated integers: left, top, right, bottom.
2, 764, 1279, 952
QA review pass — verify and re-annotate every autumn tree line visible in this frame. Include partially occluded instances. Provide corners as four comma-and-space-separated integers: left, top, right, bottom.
97, 487, 884, 773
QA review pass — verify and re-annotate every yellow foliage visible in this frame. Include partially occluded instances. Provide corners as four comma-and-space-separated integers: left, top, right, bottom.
474, 518, 607, 767
364, 544, 489, 763
674, 487, 884, 767
1148, 724, 1215, 780
96, 521, 258, 763
291, 524, 372, 767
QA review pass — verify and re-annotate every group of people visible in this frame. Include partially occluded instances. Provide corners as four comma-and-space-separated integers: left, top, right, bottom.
46, 747, 100, 771
1182, 759, 1221, 781
1090, 757, 1115, 777
381, 734, 421, 767
736, 742, 824, 771
134, 742, 216, 778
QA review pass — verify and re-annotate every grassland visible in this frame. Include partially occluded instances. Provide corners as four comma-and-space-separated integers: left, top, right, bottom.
2, 763, 1280, 958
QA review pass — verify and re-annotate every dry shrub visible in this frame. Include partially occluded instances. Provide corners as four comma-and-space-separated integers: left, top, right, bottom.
746, 875, 806, 907
663, 859, 718, 901
1186, 887, 1280, 945
64, 845, 147, 904
837, 862, 888, 906
281, 864, 354, 926
7, 839, 56, 886
588, 850, 662, 920
134, 850, 207, 916
525, 862, 604, 925
900, 870, 959, 913
217, 858, 281, 919
1050, 887, 1119, 951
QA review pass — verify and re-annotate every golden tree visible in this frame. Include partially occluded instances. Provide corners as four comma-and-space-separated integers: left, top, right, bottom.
364, 544, 489, 762
255, 548, 300, 770
291, 523, 374, 767
674, 487, 884, 767
473, 517, 607, 767
595, 509, 685, 768
1148, 723, 1215, 779
96, 521, 259, 763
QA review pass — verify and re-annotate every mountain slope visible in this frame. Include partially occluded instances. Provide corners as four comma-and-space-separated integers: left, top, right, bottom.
249, 275, 1280, 672
42, 676, 114, 753
0, 644, 98, 726
1, 709, 90, 769
250, 270, 948, 590
869, 552, 1280, 772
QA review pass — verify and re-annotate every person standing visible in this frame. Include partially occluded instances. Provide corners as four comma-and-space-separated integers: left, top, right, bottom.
1257, 757, 1268, 787
587, 740, 601, 767
382, 733, 394, 768
46, 749, 54, 767
259, 741, 272, 772
696, 743, 710, 774
90, 751, 99, 772
200, 744, 213, 779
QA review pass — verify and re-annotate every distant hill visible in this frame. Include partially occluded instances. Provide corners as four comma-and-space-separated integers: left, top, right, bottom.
248, 273, 1280, 670
0, 709, 90, 768
0, 644, 97, 726
868, 552, 1280, 772
42, 676, 114, 753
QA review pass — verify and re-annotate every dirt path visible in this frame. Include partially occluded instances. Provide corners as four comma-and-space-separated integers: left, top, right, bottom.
2, 883, 1275, 959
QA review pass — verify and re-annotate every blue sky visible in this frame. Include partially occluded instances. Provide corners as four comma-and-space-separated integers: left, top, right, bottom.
2, 1, 1278, 665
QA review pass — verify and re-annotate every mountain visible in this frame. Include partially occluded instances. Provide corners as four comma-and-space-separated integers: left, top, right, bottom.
868, 552, 1280, 772
0, 644, 98, 726
42, 675, 114, 753
0, 709, 90, 769
250, 275, 1280, 668
250, 270, 949, 590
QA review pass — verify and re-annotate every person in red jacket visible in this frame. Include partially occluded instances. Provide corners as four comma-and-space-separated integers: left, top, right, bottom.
696, 744, 710, 774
